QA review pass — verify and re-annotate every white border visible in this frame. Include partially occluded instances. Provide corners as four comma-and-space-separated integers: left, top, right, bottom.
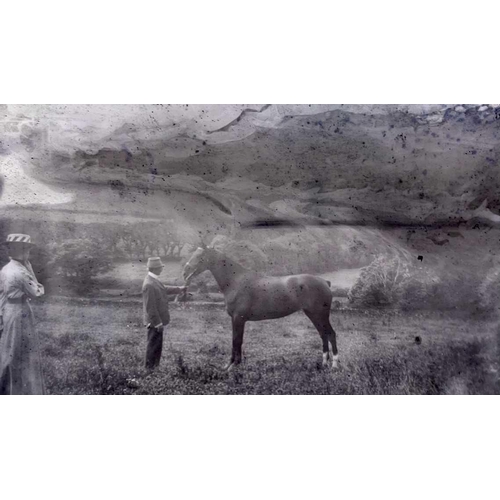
1, 2, 498, 103
1, 2, 499, 499
2, 397, 499, 500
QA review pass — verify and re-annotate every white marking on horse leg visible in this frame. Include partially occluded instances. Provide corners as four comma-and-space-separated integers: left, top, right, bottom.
322, 352, 329, 367
331, 354, 339, 369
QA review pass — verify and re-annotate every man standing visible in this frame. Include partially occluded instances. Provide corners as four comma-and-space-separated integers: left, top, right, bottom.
142, 257, 187, 370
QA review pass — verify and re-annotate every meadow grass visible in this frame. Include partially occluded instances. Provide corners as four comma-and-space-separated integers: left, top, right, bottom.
36, 300, 498, 395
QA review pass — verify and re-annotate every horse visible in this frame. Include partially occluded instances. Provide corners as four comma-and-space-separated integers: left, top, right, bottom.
182, 244, 339, 371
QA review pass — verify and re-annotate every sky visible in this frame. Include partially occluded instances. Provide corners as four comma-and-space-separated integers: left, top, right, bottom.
3, 104, 451, 154
0, 156, 73, 206
0, 104, 482, 214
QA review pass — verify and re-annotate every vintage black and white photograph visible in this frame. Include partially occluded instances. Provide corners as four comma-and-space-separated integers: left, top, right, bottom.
1, 103, 499, 395
2, 3, 499, 500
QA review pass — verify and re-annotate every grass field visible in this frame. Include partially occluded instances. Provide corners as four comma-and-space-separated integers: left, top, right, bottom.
36, 299, 499, 395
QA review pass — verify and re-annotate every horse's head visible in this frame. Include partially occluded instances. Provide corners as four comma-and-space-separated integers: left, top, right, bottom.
182, 245, 214, 283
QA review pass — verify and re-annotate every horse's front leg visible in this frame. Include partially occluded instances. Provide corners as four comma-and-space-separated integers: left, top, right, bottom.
224, 316, 246, 371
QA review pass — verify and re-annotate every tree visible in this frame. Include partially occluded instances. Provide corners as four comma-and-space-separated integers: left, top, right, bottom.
101, 224, 124, 256
120, 224, 137, 258
48, 239, 115, 294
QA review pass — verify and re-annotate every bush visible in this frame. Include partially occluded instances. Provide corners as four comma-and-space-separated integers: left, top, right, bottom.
429, 267, 484, 313
47, 239, 115, 295
349, 256, 410, 307
29, 245, 52, 284
348, 256, 440, 309
397, 268, 443, 311
348, 255, 489, 312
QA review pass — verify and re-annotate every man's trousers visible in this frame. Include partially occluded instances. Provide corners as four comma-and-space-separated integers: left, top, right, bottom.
145, 327, 164, 369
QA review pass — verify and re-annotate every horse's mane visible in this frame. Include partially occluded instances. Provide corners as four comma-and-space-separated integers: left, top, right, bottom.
208, 247, 254, 273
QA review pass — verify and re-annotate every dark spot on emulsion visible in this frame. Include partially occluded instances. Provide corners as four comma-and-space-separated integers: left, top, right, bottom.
415, 336, 422, 345
417, 255, 423, 261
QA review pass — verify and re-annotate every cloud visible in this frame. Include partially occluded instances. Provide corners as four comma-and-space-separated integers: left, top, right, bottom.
0, 155, 73, 206
2, 104, 495, 229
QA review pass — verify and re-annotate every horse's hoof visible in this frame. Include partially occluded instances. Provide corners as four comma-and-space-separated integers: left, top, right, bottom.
331, 355, 340, 370
322, 353, 329, 368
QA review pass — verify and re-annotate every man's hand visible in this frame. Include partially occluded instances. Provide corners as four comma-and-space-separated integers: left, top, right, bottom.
156, 325, 164, 333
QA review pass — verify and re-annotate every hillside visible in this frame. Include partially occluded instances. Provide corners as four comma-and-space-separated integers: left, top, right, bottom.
2, 104, 500, 277
4, 105, 498, 226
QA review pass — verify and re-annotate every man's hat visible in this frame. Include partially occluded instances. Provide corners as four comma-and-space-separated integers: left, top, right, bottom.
5, 234, 35, 246
147, 257, 164, 269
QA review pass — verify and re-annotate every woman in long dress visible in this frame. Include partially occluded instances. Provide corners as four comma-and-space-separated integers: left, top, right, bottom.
0, 234, 45, 395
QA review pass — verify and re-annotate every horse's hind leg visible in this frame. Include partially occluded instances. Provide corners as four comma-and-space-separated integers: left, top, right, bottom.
224, 316, 246, 371
304, 310, 339, 369
327, 320, 339, 369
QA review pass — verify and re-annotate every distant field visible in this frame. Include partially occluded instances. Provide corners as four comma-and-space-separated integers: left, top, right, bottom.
98, 262, 362, 299
320, 268, 362, 289
320, 268, 362, 297
98, 261, 184, 297
110, 261, 183, 282
36, 300, 498, 395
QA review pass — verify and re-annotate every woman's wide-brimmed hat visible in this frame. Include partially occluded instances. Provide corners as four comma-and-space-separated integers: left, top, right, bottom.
147, 257, 164, 269
4, 234, 36, 247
